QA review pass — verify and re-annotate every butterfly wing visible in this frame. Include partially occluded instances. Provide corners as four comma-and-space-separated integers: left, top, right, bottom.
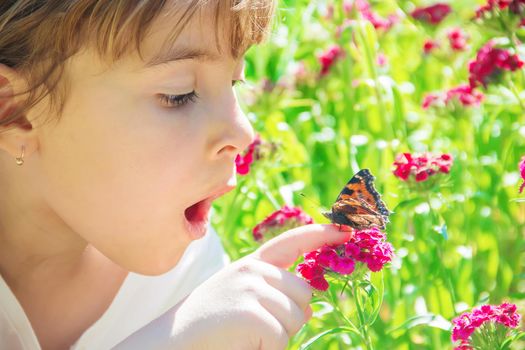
336, 169, 390, 217
325, 169, 391, 229
328, 198, 387, 229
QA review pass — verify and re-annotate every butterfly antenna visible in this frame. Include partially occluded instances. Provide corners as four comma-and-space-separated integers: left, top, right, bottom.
299, 193, 325, 210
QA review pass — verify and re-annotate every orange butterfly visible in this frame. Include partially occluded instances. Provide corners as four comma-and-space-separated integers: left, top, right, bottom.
323, 169, 391, 230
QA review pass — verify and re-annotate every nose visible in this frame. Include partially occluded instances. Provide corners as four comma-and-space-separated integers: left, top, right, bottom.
207, 90, 255, 160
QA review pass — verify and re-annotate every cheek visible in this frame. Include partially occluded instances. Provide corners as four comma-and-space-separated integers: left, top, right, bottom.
35, 99, 201, 273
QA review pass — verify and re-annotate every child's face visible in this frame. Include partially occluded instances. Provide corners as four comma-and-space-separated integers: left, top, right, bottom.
30, 7, 253, 274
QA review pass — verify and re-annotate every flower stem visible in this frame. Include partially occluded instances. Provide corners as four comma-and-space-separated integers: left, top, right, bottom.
222, 185, 243, 259
354, 21, 394, 141
352, 282, 374, 350
256, 178, 281, 209
324, 288, 362, 337
426, 194, 457, 314
507, 77, 525, 113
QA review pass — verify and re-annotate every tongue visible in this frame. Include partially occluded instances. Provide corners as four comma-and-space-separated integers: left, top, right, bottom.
185, 200, 205, 222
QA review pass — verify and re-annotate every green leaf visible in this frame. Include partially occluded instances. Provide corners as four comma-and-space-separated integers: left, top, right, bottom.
387, 314, 451, 336
299, 327, 360, 350
500, 331, 525, 350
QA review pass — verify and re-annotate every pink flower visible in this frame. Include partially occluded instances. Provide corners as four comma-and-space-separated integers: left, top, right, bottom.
423, 39, 440, 54
454, 341, 473, 350
519, 156, 525, 193
347, 0, 398, 31
468, 41, 524, 88
318, 45, 345, 76
296, 255, 329, 291
422, 85, 484, 109
422, 93, 443, 109
296, 227, 394, 290
475, 0, 525, 18
451, 302, 522, 348
474, 4, 492, 19
343, 0, 354, 15
351, 229, 394, 271
235, 135, 262, 175
393, 153, 415, 181
325, 4, 334, 20
411, 3, 452, 25
393, 152, 453, 182
447, 28, 469, 51
475, 4, 493, 19
510, 0, 525, 13
361, 12, 398, 31
252, 206, 314, 242
445, 85, 484, 107
377, 52, 388, 67
235, 152, 252, 175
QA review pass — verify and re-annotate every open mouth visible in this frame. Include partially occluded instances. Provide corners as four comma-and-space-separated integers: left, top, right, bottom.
183, 198, 212, 240
183, 185, 236, 239
184, 198, 212, 224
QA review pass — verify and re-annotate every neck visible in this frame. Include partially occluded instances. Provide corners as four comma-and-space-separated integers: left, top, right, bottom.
0, 177, 90, 292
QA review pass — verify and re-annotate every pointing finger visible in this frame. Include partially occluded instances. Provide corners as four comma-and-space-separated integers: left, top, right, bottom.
252, 224, 353, 269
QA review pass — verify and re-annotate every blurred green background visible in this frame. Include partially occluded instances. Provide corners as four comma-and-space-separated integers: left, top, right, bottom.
212, 1, 525, 348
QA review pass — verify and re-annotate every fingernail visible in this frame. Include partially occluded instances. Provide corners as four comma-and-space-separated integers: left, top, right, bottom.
332, 223, 354, 232
340, 224, 354, 232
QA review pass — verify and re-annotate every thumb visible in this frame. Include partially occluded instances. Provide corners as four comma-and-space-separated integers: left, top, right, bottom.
251, 224, 354, 269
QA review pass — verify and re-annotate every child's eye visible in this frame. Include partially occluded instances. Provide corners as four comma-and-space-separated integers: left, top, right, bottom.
158, 91, 199, 108
159, 80, 244, 108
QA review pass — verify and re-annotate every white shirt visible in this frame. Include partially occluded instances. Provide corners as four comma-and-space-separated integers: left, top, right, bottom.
0, 226, 229, 350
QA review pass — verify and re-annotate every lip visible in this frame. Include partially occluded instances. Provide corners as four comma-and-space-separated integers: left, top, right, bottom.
206, 184, 236, 202
183, 184, 236, 240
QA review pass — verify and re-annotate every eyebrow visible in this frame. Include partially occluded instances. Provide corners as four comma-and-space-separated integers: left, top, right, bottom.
144, 46, 222, 68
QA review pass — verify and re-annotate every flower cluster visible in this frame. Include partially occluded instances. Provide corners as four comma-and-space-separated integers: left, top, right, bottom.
519, 156, 525, 193
422, 84, 484, 109
296, 227, 394, 291
451, 302, 522, 349
475, 0, 525, 19
447, 28, 469, 51
393, 152, 453, 182
411, 3, 452, 25
318, 45, 345, 76
348, 0, 398, 31
235, 135, 262, 175
422, 28, 468, 55
468, 41, 524, 88
252, 206, 313, 242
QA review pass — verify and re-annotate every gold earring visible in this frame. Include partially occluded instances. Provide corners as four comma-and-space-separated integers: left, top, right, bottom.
15, 145, 25, 166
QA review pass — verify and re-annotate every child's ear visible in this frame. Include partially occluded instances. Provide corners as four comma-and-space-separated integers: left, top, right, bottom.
0, 63, 38, 162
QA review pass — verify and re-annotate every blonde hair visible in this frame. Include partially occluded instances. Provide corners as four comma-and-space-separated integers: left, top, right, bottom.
0, 0, 275, 128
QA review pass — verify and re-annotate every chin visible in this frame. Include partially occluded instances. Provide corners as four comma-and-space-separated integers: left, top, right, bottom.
134, 251, 186, 276
123, 236, 190, 276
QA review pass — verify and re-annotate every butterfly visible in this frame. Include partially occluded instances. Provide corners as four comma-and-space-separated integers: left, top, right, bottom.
322, 169, 391, 230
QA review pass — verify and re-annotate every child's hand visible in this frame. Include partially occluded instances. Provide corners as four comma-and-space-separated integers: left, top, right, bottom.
114, 224, 353, 350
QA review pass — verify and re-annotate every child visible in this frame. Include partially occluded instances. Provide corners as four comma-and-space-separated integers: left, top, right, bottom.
0, 1, 353, 349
